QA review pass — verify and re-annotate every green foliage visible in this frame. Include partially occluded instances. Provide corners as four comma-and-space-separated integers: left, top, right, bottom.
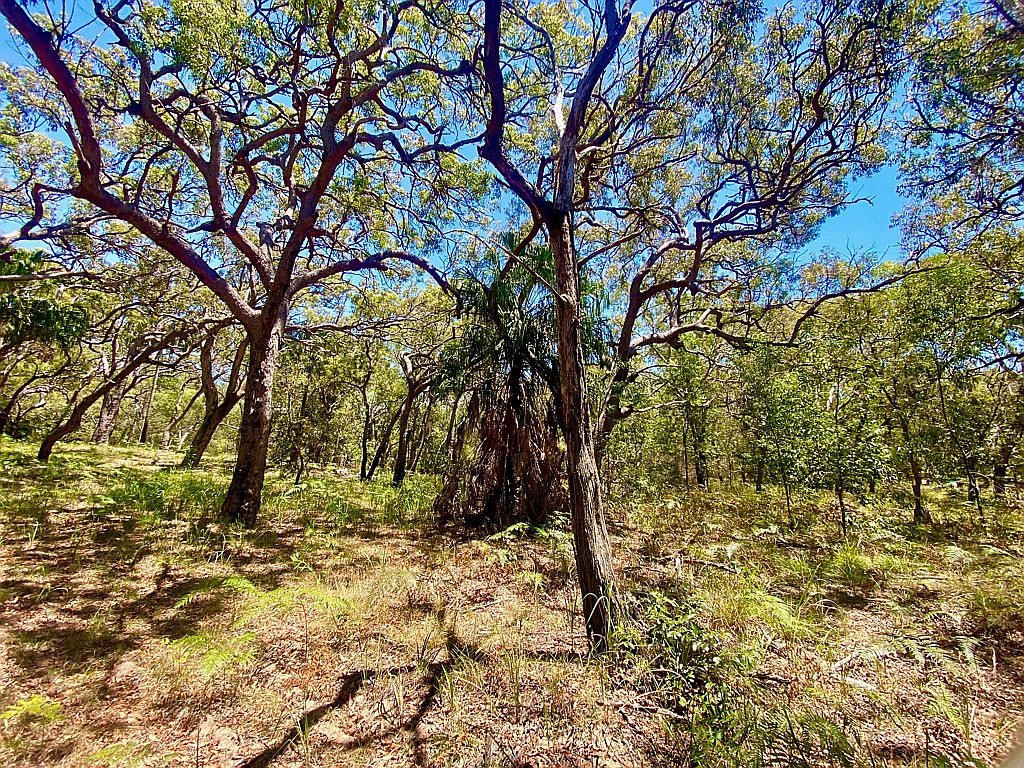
638, 594, 730, 704
1, 695, 63, 724
169, 631, 257, 679
365, 475, 438, 525
621, 592, 856, 768
173, 575, 258, 609
103, 471, 226, 519
0, 250, 88, 349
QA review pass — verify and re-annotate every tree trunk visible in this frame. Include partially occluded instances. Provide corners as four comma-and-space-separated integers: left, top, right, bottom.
837, 484, 847, 537
694, 450, 707, 488
139, 369, 160, 444
39, 331, 183, 462
359, 391, 373, 480
595, 362, 631, 467
994, 461, 1008, 498
0, 373, 43, 436
550, 218, 617, 651
409, 390, 435, 473
681, 426, 690, 488
220, 315, 284, 528
909, 453, 930, 525
442, 392, 462, 467
180, 333, 247, 468
91, 377, 130, 444
392, 389, 419, 487
161, 386, 202, 450
181, 393, 242, 468
366, 406, 402, 481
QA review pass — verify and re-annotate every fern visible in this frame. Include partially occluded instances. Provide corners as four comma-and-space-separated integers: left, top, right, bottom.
1, 694, 63, 723
170, 631, 257, 679
174, 575, 258, 609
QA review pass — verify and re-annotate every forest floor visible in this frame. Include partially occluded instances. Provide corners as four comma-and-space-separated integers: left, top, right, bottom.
1, 441, 1023, 768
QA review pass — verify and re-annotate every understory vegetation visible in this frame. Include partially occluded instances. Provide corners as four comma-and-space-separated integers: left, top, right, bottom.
2, 0, 1024, 763
1, 441, 1021, 767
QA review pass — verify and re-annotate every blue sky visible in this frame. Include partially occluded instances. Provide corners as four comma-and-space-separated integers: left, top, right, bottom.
806, 164, 909, 259
0, 6, 912, 264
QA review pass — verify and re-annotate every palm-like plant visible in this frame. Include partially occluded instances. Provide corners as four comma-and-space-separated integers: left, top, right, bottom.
435, 238, 606, 527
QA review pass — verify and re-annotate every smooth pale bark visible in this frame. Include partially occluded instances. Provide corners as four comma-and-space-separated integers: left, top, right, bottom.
138, 369, 160, 444
161, 386, 202, 449
221, 313, 285, 528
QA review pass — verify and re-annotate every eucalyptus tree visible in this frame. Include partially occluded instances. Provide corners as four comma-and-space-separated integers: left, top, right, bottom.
180, 321, 247, 469
472, 0, 915, 648
905, 0, 1024, 248
841, 263, 1007, 522
36, 253, 203, 460
0, 249, 88, 436
0, 0, 481, 525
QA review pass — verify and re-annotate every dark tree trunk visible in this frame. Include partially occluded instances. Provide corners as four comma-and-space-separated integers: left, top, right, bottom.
442, 392, 462, 465
595, 362, 631, 467
694, 450, 708, 488
755, 457, 764, 492
909, 453, 930, 525
180, 334, 247, 469
181, 393, 242, 469
0, 372, 44, 436
359, 392, 373, 480
550, 218, 617, 651
392, 389, 419, 487
0, 397, 15, 436
221, 314, 284, 528
366, 406, 402, 481
994, 462, 1008, 497
91, 377, 130, 444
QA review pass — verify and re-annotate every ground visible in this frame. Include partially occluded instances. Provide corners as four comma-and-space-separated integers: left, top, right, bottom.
0, 440, 1022, 767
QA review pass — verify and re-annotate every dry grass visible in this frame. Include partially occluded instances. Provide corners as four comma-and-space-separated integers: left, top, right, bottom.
0, 441, 1022, 767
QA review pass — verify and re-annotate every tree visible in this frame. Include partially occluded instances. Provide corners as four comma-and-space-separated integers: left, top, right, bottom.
0, 251, 88, 437
180, 322, 247, 469
472, 0, 912, 648
905, 0, 1024, 248
434, 241, 575, 527
0, 0, 479, 525
37, 325, 192, 461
